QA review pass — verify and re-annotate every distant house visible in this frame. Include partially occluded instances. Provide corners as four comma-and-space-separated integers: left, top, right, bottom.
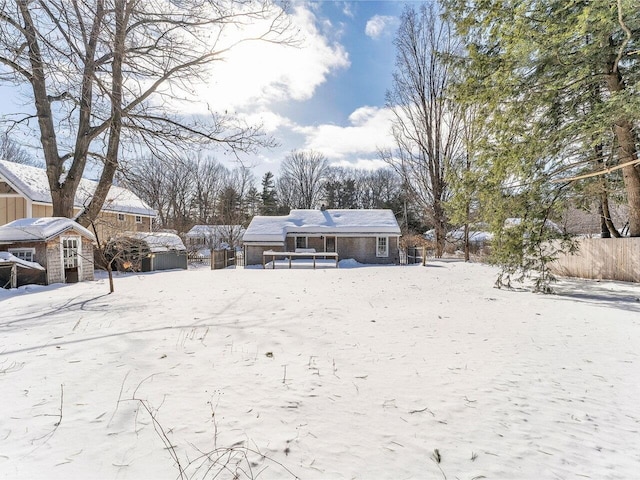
0, 160, 155, 240
0, 217, 95, 285
185, 224, 245, 252
242, 209, 402, 266
560, 202, 628, 237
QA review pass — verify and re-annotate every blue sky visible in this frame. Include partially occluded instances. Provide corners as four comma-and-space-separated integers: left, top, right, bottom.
0, 1, 411, 182
286, 1, 402, 125
233, 0, 409, 180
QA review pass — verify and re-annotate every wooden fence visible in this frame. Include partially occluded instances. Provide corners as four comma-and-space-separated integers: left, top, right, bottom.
188, 249, 242, 269
550, 238, 640, 283
400, 247, 427, 265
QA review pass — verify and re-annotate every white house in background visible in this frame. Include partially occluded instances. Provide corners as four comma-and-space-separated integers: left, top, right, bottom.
0, 217, 95, 285
185, 224, 245, 252
242, 209, 402, 266
0, 160, 155, 240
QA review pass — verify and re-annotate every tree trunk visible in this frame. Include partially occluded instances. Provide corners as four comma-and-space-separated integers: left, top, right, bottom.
75, 0, 125, 228
600, 184, 621, 238
613, 121, 640, 237
605, 58, 640, 237
433, 197, 446, 258
50, 184, 77, 218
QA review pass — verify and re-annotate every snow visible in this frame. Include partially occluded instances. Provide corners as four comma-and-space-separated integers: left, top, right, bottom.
0, 252, 45, 270
1, 262, 639, 480
126, 232, 186, 253
185, 225, 245, 238
0, 160, 155, 217
447, 228, 494, 244
0, 217, 95, 242
426, 227, 494, 244
243, 209, 401, 243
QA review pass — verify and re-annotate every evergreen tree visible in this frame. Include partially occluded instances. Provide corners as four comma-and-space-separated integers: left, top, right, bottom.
443, 0, 639, 289
444, 0, 640, 234
260, 171, 278, 215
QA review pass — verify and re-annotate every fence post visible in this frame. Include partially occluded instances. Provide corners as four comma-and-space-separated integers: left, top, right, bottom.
10, 264, 17, 288
422, 246, 426, 266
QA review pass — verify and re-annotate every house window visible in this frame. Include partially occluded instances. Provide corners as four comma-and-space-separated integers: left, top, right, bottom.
376, 237, 389, 257
117, 213, 125, 222
295, 236, 307, 249
8, 248, 35, 262
62, 237, 80, 268
135, 215, 142, 223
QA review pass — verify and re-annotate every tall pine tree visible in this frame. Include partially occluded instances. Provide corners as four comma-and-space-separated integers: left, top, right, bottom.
444, 0, 639, 289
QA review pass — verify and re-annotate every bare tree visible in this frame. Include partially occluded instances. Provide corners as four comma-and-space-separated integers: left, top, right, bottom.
382, 3, 464, 257
277, 150, 329, 209
357, 168, 403, 211
192, 155, 226, 225
165, 159, 196, 234
214, 167, 254, 248
0, 0, 293, 226
121, 155, 170, 227
0, 130, 36, 165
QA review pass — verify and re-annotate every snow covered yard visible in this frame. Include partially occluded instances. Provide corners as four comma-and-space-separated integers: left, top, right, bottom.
1, 261, 639, 480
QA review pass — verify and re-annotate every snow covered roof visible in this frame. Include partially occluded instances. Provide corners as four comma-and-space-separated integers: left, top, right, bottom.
0, 217, 95, 243
126, 232, 186, 252
185, 225, 245, 238
0, 251, 45, 270
504, 217, 562, 232
0, 160, 155, 217
243, 209, 401, 243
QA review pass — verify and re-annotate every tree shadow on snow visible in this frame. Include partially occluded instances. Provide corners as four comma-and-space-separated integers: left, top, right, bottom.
550, 278, 640, 314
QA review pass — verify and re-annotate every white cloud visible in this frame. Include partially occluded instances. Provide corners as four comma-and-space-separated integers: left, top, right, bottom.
330, 157, 389, 170
241, 110, 294, 133
365, 15, 397, 39
240, 106, 397, 181
191, 4, 349, 113
341, 2, 355, 19
295, 105, 396, 162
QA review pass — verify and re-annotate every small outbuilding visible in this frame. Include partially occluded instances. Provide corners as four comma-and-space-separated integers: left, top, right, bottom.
242, 209, 402, 267
132, 232, 187, 272
0, 251, 46, 288
0, 217, 95, 285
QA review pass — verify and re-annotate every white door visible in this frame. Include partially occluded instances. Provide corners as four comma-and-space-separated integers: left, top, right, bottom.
61, 236, 82, 283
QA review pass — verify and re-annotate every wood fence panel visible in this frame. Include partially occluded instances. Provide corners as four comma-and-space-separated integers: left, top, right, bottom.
550, 238, 640, 282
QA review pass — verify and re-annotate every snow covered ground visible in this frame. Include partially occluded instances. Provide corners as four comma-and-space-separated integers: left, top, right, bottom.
1, 261, 639, 480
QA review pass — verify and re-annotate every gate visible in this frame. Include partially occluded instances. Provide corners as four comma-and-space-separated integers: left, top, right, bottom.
211, 249, 244, 269
401, 247, 426, 265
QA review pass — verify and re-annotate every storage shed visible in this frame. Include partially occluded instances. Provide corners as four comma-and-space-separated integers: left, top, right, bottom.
133, 232, 188, 272
0, 251, 46, 288
0, 217, 95, 285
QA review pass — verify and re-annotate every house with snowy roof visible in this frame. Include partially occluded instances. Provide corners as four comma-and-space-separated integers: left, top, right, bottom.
0, 217, 95, 285
0, 160, 155, 241
242, 209, 402, 266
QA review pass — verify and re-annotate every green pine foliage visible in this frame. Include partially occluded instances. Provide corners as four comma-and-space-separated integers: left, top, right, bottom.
443, 0, 639, 290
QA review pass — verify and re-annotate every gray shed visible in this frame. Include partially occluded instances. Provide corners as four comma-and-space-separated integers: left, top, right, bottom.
132, 232, 188, 272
